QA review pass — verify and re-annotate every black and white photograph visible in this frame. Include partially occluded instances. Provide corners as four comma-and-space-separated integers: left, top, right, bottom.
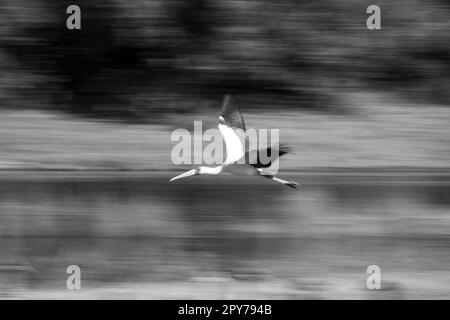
0, 0, 449, 304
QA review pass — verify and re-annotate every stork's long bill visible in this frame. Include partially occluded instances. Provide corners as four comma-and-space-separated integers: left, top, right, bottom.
170, 95, 300, 190
169, 169, 197, 182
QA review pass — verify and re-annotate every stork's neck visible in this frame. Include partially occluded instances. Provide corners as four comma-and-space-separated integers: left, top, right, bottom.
200, 165, 223, 175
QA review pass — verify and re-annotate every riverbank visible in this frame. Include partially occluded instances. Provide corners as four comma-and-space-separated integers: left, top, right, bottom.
1, 94, 449, 170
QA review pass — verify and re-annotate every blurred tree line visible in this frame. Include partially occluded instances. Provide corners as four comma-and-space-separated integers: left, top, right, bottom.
0, 0, 448, 120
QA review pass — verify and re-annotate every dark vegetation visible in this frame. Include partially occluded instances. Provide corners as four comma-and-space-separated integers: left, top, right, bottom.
0, 0, 449, 120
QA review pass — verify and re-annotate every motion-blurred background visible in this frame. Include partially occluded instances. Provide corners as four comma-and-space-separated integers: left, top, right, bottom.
0, 0, 449, 299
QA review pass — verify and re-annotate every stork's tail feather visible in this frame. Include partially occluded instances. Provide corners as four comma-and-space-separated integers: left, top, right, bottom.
273, 143, 292, 158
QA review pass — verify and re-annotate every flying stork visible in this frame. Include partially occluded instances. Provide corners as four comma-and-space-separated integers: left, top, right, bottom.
170, 95, 300, 190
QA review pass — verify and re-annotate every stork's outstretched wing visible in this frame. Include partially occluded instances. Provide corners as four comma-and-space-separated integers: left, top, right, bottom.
218, 95, 247, 164
219, 95, 245, 130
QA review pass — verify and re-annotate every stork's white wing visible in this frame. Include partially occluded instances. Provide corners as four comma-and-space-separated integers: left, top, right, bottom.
219, 124, 246, 164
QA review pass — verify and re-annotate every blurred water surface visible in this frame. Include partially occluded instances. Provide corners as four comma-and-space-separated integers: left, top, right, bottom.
0, 170, 449, 299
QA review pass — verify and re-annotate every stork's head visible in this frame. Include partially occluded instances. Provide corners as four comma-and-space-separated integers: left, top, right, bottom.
169, 167, 201, 182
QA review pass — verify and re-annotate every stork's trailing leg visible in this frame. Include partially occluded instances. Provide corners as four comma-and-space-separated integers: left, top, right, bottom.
261, 174, 301, 190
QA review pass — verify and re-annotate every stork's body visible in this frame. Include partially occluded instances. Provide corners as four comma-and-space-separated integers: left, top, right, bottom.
170, 95, 300, 190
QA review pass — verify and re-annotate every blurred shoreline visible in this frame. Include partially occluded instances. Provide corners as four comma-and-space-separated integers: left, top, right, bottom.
1, 97, 449, 171
1, 168, 450, 178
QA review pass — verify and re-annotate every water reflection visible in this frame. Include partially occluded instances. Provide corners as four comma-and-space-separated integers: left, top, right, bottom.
0, 171, 449, 299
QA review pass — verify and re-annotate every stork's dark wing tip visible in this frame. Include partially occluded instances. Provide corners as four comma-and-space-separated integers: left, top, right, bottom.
220, 94, 233, 114
223, 94, 232, 107
219, 94, 246, 131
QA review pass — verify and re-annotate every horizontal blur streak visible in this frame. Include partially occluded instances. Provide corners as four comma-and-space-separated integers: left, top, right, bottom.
0, 102, 449, 170
0, 172, 449, 299
0, 0, 449, 300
